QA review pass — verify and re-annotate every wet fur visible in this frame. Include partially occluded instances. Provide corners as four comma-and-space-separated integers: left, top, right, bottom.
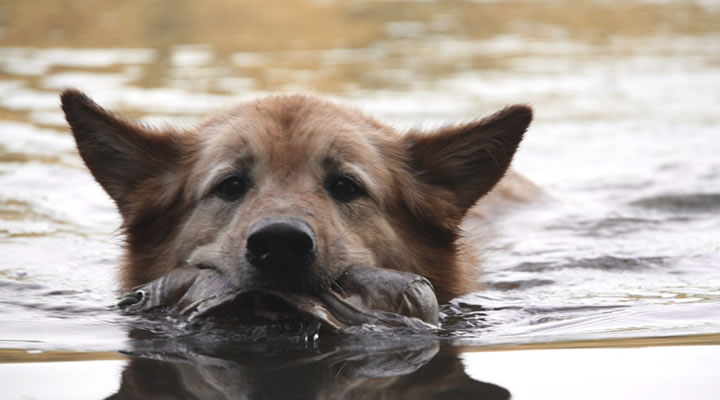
61, 89, 532, 303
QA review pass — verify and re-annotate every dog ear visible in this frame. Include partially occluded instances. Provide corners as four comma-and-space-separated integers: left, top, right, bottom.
61, 89, 181, 209
405, 105, 532, 215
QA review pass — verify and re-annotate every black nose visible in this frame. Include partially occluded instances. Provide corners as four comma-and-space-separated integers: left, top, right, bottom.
245, 218, 316, 271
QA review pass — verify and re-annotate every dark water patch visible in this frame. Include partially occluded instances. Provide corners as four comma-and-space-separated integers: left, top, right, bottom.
582, 180, 654, 191
630, 193, 720, 213
545, 216, 661, 237
581, 217, 660, 237
522, 305, 628, 314
512, 256, 668, 272
574, 256, 668, 271
44, 289, 84, 296
509, 261, 556, 273
110, 343, 511, 400
487, 279, 555, 291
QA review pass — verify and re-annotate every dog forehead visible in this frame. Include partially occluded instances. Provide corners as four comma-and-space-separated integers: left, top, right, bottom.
189, 95, 404, 199
197, 95, 394, 166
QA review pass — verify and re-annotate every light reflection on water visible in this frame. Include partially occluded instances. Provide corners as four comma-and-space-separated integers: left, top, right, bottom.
1, 0, 719, 398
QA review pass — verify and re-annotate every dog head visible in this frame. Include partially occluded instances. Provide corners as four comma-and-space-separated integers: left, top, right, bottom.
62, 90, 531, 302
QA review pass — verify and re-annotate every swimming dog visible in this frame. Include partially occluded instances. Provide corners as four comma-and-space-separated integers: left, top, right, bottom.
61, 89, 532, 305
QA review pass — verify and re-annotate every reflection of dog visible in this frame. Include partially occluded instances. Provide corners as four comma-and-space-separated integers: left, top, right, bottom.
62, 89, 531, 303
106, 345, 511, 400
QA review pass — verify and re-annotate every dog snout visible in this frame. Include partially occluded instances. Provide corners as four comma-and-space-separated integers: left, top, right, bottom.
245, 218, 316, 271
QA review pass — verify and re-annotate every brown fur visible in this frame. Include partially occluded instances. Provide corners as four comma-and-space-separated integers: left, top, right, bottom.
61, 89, 532, 303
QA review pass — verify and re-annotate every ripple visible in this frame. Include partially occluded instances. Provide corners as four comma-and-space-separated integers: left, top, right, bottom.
630, 193, 720, 213
580, 217, 660, 237
512, 256, 668, 272
487, 279, 556, 291
0, 278, 47, 291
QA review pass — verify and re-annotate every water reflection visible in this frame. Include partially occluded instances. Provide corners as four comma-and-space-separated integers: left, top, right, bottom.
108, 343, 510, 400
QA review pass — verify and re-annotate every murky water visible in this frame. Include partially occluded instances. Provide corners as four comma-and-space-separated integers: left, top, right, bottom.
1, 0, 719, 398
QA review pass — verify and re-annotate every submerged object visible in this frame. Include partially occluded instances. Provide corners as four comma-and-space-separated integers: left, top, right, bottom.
119, 265, 439, 331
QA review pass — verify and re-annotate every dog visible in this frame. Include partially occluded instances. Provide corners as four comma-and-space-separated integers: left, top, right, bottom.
61, 89, 532, 304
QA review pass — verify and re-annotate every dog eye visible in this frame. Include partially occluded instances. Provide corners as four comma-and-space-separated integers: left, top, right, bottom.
327, 175, 364, 202
213, 176, 248, 200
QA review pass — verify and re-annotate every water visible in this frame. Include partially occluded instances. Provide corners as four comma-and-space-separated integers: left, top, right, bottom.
1, 0, 719, 398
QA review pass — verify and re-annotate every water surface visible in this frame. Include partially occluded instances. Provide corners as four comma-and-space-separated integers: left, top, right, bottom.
1, 0, 719, 398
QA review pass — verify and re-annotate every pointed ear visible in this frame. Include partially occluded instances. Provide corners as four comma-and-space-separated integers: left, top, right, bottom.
405, 105, 532, 214
61, 89, 181, 209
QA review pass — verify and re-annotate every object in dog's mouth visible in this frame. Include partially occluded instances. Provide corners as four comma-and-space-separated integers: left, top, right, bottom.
119, 265, 439, 332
